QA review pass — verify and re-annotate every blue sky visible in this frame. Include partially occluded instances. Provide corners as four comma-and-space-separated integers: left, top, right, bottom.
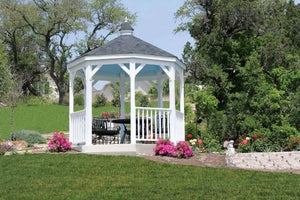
120, 0, 300, 59
121, 0, 190, 59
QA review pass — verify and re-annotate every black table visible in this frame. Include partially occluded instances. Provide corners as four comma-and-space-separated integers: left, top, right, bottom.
112, 118, 151, 143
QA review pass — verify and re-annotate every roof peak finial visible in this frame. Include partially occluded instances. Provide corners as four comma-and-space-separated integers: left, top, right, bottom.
119, 19, 134, 36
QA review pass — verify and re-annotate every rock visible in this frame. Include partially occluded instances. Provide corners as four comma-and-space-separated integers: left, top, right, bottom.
4, 151, 12, 156
11, 140, 28, 151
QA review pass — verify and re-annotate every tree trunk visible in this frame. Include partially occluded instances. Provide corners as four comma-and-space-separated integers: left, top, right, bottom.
22, 80, 38, 96
58, 85, 65, 105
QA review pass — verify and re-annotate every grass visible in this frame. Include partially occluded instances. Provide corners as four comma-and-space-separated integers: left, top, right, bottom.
0, 154, 299, 200
0, 102, 170, 139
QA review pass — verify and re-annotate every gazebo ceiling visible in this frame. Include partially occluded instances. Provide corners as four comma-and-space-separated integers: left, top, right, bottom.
91, 64, 168, 82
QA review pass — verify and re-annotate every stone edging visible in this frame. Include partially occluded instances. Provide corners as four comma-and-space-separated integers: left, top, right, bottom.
226, 151, 300, 170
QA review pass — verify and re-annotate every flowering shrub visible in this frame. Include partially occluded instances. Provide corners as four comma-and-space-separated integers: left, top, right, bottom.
177, 141, 194, 158
153, 138, 194, 158
153, 139, 178, 157
48, 132, 72, 152
286, 135, 300, 151
101, 111, 120, 119
189, 138, 206, 153
237, 134, 279, 153
0, 142, 14, 155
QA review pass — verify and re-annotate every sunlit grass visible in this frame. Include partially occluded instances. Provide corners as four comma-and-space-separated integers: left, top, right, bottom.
0, 101, 169, 139
0, 154, 299, 200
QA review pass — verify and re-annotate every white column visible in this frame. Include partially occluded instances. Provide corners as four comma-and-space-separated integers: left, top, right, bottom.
169, 66, 176, 143
130, 62, 136, 144
120, 73, 126, 143
85, 65, 93, 146
120, 73, 125, 118
179, 69, 184, 113
157, 72, 163, 108
179, 68, 185, 141
69, 72, 75, 143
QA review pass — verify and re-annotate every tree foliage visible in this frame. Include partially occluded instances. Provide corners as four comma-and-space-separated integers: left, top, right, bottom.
0, 0, 45, 96
177, 0, 300, 148
0, 40, 11, 101
0, 0, 135, 104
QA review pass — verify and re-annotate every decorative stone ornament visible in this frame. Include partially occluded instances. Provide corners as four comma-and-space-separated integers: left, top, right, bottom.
226, 140, 235, 156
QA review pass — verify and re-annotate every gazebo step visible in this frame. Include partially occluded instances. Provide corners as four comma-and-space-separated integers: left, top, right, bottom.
72, 144, 155, 156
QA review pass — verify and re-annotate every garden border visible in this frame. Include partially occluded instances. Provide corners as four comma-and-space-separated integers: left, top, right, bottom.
226, 151, 300, 171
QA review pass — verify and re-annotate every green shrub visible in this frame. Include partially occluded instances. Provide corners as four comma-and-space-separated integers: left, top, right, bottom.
74, 94, 84, 106
185, 122, 198, 139
94, 93, 107, 107
139, 95, 149, 107
202, 138, 222, 152
19, 95, 47, 105
135, 92, 149, 107
10, 130, 46, 146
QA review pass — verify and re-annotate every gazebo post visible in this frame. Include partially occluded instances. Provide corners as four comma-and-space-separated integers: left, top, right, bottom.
120, 73, 126, 143
84, 65, 93, 146
129, 62, 136, 144
169, 66, 176, 143
179, 69, 184, 113
157, 72, 163, 108
69, 72, 75, 142
120, 73, 126, 118
179, 68, 185, 141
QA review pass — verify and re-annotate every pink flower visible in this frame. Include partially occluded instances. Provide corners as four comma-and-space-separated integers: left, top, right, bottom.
253, 135, 258, 139
48, 132, 72, 152
187, 134, 193, 139
242, 140, 248, 145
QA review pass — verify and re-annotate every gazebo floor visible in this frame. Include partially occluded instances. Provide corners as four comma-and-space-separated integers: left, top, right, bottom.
72, 143, 155, 156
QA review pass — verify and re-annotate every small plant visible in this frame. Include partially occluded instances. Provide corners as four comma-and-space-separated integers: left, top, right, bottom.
236, 134, 279, 153
48, 132, 72, 152
0, 142, 14, 155
153, 138, 194, 158
177, 141, 194, 158
286, 135, 300, 151
101, 111, 120, 119
153, 138, 178, 157
74, 94, 84, 106
10, 130, 46, 146
189, 139, 206, 153
94, 93, 107, 107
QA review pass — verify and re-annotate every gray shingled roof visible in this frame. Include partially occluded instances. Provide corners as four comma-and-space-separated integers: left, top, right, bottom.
81, 34, 177, 58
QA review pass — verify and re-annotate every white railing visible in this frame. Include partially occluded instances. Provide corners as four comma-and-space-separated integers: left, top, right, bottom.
70, 110, 86, 145
175, 110, 185, 142
136, 107, 171, 142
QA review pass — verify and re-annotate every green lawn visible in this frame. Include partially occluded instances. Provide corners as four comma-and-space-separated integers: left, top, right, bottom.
0, 102, 169, 139
0, 154, 299, 200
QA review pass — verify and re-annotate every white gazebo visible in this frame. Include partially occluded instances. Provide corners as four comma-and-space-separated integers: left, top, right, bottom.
67, 22, 185, 153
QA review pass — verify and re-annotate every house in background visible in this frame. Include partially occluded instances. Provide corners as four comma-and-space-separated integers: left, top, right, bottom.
36, 74, 59, 100
93, 80, 154, 101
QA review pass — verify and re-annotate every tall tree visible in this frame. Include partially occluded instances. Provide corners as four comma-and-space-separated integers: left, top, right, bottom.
0, 40, 11, 102
0, 0, 45, 95
176, 0, 300, 144
10, 0, 135, 104
75, 0, 136, 55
